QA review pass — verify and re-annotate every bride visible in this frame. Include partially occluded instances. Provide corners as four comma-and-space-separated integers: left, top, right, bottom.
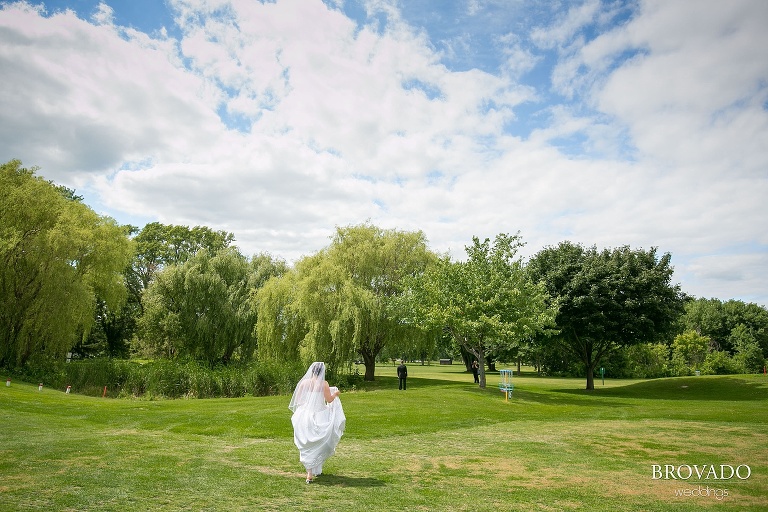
288, 362, 346, 483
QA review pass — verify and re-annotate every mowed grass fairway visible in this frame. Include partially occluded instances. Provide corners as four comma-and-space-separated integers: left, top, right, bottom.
2, 364, 767, 511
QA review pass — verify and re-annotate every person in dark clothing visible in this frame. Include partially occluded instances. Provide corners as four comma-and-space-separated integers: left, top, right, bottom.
397, 359, 408, 390
471, 360, 479, 383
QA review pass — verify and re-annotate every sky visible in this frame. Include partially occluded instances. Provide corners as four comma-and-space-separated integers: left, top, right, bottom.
1, 0, 767, 305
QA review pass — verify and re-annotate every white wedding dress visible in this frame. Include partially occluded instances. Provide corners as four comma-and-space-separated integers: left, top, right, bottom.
289, 363, 346, 477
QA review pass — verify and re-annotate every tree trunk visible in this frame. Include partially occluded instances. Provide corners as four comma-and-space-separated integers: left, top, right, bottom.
575, 330, 595, 390
477, 350, 486, 389
486, 353, 497, 372
362, 350, 376, 381
459, 346, 473, 371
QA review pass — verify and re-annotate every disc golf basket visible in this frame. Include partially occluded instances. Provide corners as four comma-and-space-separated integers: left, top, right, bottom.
499, 369, 514, 401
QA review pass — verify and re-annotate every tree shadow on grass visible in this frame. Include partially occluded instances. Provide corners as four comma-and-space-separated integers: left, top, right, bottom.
513, 388, 630, 408
553, 376, 768, 401
312, 474, 385, 488
360, 376, 465, 391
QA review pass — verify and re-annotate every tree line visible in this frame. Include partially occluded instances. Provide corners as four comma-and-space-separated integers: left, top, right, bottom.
2, 160, 767, 391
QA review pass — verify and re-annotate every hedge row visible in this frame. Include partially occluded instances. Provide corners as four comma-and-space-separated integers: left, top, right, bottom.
16, 358, 306, 399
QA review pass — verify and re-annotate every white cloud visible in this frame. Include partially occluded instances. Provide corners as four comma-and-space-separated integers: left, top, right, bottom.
595, 0, 768, 171
1, 0, 767, 304
530, 0, 601, 50
91, 2, 114, 25
0, 3, 221, 177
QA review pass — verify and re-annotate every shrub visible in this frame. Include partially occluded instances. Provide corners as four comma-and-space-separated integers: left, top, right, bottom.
701, 351, 738, 375
734, 341, 766, 374
620, 343, 671, 378
12, 358, 307, 399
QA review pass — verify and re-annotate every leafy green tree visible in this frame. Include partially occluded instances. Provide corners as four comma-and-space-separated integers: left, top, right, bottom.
519, 335, 541, 373
730, 324, 766, 373
701, 350, 738, 375
681, 298, 727, 348
682, 298, 768, 356
387, 328, 439, 365
0, 160, 133, 366
132, 221, 235, 291
722, 300, 768, 356
72, 225, 143, 359
629, 343, 670, 378
325, 222, 435, 380
255, 269, 306, 364
257, 223, 436, 380
139, 247, 270, 364
72, 294, 140, 359
404, 233, 556, 388
670, 330, 709, 375
249, 252, 289, 290
527, 242, 685, 389
85, 222, 237, 359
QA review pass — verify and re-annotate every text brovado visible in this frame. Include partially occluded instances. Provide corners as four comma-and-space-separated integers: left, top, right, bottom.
652, 464, 751, 480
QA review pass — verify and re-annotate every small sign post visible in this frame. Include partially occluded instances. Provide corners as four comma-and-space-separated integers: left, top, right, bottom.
600, 367, 605, 386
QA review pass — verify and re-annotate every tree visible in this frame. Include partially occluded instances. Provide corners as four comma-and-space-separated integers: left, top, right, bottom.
71, 224, 143, 359
527, 242, 685, 389
682, 298, 768, 357
72, 294, 140, 359
730, 324, 766, 373
131, 221, 235, 292
670, 330, 709, 375
622, 343, 670, 378
255, 268, 307, 364
257, 223, 436, 380
724, 301, 768, 358
84, 222, 237, 359
138, 247, 271, 364
0, 160, 133, 366
681, 298, 727, 350
404, 233, 556, 388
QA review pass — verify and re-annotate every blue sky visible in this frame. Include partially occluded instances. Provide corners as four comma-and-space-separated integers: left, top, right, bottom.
2, 0, 767, 305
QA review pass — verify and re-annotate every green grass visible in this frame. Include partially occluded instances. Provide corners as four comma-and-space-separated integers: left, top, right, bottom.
2, 364, 767, 511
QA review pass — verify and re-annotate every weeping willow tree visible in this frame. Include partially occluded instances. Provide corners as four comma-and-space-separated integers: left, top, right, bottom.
0, 160, 133, 367
255, 269, 306, 364
256, 223, 436, 380
138, 247, 281, 364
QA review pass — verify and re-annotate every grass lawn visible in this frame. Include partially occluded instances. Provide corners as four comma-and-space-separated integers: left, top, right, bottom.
2, 363, 767, 511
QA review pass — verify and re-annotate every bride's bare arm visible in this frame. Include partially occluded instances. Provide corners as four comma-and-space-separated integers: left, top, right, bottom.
323, 381, 340, 402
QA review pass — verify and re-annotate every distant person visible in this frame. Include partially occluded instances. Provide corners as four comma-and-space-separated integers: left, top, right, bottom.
397, 359, 408, 390
288, 362, 346, 484
471, 360, 479, 383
